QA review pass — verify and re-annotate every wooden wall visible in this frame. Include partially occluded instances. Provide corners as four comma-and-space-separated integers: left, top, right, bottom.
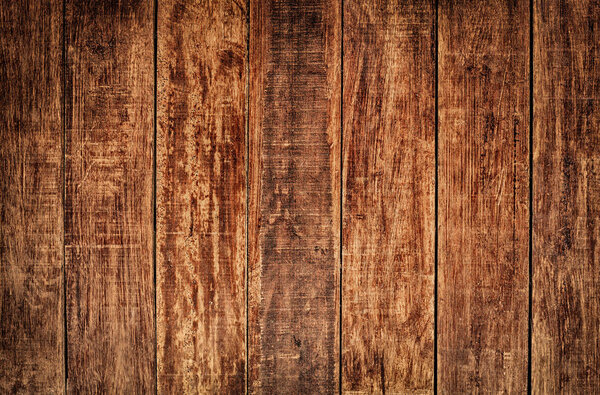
0, 0, 598, 393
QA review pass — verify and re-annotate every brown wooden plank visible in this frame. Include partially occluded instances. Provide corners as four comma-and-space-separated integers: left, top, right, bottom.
341, 0, 435, 392
532, 0, 600, 391
248, 0, 341, 392
64, 1, 155, 392
0, 1, 64, 392
156, 0, 247, 393
438, 0, 530, 392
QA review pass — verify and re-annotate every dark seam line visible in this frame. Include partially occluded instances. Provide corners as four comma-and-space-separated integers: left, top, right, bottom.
434, 0, 439, 393
153, 0, 158, 393
246, 1, 250, 393
62, 0, 68, 392
527, 0, 534, 393
339, 0, 344, 393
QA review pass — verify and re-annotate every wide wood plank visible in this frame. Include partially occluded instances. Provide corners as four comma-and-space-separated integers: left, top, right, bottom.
64, 1, 155, 392
0, 1, 64, 392
248, 0, 341, 392
342, 0, 435, 392
438, 0, 530, 392
532, 0, 600, 391
156, 0, 247, 393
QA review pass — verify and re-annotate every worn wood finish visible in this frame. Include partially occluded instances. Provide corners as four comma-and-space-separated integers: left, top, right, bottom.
438, 0, 530, 392
64, 1, 155, 392
156, 0, 247, 393
0, 1, 64, 392
342, 0, 435, 392
533, 0, 600, 391
248, 0, 341, 392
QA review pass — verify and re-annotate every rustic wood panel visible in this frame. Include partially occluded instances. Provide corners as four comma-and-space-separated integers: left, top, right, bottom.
156, 0, 247, 393
64, 1, 155, 392
438, 0, 530, 392
342, 0, 435, 392
0, 1, 64, 392
533, 0, 600, 391
248, 0, 341, 392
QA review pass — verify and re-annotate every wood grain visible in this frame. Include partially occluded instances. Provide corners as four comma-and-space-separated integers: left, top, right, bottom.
0, 1, 64, 392
156, 0, 247, 393
64, 1, 155, 392
533, 0, 600, 391
342, 0, 435, 393
438, 0, 530, 392
248, 0, 341, 392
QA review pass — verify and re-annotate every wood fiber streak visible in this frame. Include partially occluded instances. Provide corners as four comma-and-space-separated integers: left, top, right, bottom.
248, 0, 341, 392
0, 1, 63, 392
533, 0, 600, 391
438, 0, 529, 392
157, 0, 247, 393
64, 1, 155, 392
342, 1, 435, 393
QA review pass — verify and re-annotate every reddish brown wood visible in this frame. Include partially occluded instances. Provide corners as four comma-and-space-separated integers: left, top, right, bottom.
156, 0, 247, 393
0, 1, 64, 392
64, 1, 155, 392
438, 0, 530, 392
342, 0, 435, 392
248, 0, 341, 392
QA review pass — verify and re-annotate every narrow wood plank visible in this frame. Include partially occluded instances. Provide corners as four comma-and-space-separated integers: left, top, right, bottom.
156, 0, 247, 393
248, 0, 341, 392
533, 0, 600, 391
342, 0, 435, 392
0, 1, 64, 392
438, 0, 530, 392
64, 1, 155, 392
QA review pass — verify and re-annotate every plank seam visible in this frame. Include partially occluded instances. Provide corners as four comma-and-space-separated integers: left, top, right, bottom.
246, 0, 250, 393
153, 0, 158, 393
339, 0, 344, 393
434, 0, 439, 392
62, 0, 68, 392
527, 0, 534, 392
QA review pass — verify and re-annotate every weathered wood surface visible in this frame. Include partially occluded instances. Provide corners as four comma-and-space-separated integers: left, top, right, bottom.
533, 0, 600, 392
0, 1, 64, 392
438, 0, 530, 392
64, 1, 155, 392
248, 0, 341, 392
342, 0, 435, 393
156, 0, 247, 393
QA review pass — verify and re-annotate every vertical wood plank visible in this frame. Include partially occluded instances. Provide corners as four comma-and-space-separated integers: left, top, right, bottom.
156, 0, 247, 393
438, 0, 530, 392
342, 0, 435, 392
0, 1, 64, 392
533, 0, 600, 391
248, 0, 341, 392
64, 1, 155, 392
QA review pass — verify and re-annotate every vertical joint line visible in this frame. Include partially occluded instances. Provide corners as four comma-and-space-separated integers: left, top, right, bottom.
153, 0, 158, 393
245, 1, 250, 393
339, 0, 344, 393
62, 0, 68, 391
527, 0, 534, 393
434, 0, 439, 393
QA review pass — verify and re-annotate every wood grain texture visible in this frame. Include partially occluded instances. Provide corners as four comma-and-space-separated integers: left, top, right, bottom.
248, 0, 341, 392
0, 1, 64, 392
533, 0, 600, 391
64, 1, 155, 392
342, 0, 435, 393
156, 0, 247, 393
438, 0, 530, 392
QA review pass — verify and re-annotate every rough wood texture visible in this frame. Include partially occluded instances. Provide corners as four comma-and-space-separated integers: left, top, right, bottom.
156, 0, 247, 393
64, 1, 155, 392
438, 0, 530, 392
248, 0, 341, 392
533, 0, 600, 391
0, 1, 64, 392
342, 0, 435, 393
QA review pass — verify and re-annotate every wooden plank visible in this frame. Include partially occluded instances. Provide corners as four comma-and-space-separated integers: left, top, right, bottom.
64, 1, 155, 392
0, 1, 64, 392
341, 0, 435, 392
438, 0, 530, 392
156, 0, 247, 393
248, 0, 341, 392
532, 0, 600, 391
